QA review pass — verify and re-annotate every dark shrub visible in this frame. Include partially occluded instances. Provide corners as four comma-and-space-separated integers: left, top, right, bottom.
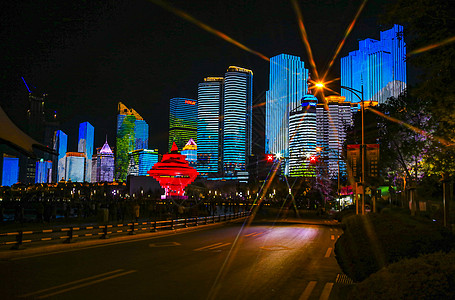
334, 210, 454, 282
349, 251, 455, 299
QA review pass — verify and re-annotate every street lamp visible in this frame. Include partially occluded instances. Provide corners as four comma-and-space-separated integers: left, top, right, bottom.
316, 82, 365, 215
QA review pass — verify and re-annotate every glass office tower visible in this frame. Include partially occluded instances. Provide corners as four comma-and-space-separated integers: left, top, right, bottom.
1, 155, 19, 186
64, 152, 86, 182
53, 130, 67, 182
266, 54, 309, 175
222, 66, 253, 179
181, 138, 197, 168
169, 97, 197, 151
96, 140, 115, 182
341, 24, 406, 104
197, 77, 224, 176
127, 149, 158, 176
78, 122, 94, 182
35, 159, 52, 183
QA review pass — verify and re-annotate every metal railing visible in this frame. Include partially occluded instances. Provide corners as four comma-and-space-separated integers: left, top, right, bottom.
0, 212, 249, 250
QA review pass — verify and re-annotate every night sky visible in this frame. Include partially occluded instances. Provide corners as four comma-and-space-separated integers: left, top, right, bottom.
0, 0, 390, 155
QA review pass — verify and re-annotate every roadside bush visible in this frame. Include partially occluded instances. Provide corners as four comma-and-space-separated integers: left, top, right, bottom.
334, 210, 454, 282
349, 251, 455, 299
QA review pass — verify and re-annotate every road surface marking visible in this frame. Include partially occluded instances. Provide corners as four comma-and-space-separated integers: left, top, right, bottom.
149, 242, 181, 247
194, 242, 222, 251
299, 281, 317, 300
19, 269, 124, 298
336, 273, 354, 284
37, 270, 137, 299
251, 232, 264, 237
330, 235, 335, 240
260, 245, 291, 251
244, 232, 256, 237
319, 282, 334, 300
324, 247, 332, 258
208, 242, 231, 249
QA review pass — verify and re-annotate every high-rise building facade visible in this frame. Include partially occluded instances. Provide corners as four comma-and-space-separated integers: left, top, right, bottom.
95, 140, 115, 182
289, 95, 318, 177
1, 154, 19, 187
197, 77, 224, 176
169, 98, 197, 151
266, 54, 309, 175
116, 102, 149, 181
78, 122, 94, 182
181, 138, 197, 168
341, 24, 406, 104
35, 159, 52, 183
222, 66, 253, 179
64, 152, 86, 182
53, 130, 67, 182
127, 149, 158, 176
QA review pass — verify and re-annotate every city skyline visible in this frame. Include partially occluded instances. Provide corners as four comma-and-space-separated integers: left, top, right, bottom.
0, 0, 396, 155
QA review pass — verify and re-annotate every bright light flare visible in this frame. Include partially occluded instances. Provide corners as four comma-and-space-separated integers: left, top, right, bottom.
150, 0, 269, 62
407, 36, 455, 57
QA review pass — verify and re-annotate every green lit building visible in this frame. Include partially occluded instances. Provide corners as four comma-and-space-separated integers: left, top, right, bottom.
168, 97, 197, 151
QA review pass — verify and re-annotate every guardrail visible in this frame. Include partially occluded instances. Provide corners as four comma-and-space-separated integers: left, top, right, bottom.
0, 212, 249, 250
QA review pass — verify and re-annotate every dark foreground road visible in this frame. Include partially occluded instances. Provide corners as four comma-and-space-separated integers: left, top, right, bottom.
0, 216, 345, 300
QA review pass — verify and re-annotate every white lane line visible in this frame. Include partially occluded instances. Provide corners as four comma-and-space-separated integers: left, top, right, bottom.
194, 242, 222, 251
37, 270, 137, 299
208, 242, 231, 249
19, 269, 124, 298
299, 281, 317, 300
319, 283, 334, 300
324, 247, 332, 258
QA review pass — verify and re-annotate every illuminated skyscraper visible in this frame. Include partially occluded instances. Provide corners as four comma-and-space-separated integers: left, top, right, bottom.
53, 130, 67, 182
169, 98, 197, 151
116, 102, 149, 181
181, 138, 197, 168
289, 95, 317, 177
266, 54, 309, 175
94, 140, 115, 182
64, 152, 86, 182
197, 77, 224, 176
1, 154, 19, 187
341, 24, 406, 104
127, 149, 158, 176
35, 159, 52, 183
78, 122, 94, 182
222, 66, 253, 179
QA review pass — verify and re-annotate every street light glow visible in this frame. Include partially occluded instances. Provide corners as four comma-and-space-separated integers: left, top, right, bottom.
315, 82, 324, 88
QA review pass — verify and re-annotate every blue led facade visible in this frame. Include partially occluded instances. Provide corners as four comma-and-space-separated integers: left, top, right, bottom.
78, 122, 94, 182
35, 159, 52, 183
1, 155, 19, 186
53, 130, 67, 182
341, 24, 406, 104
169, 97, 197, 151
265, 54, 309, 175
223, 66, 253, 179
135, 119, 149, 150
64, 153, 86, 182
127, 149, 158, 176
197, 77, 224, 176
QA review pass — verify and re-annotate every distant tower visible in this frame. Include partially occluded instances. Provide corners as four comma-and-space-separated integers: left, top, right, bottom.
64, 152, 86, 182
53, 130, 67, 182
181, 138, 197, 168
127, 149, 159, 177
116, 102, 149, 181
95, 139, 115, 182
222, 66, 253, 181
341, 24, 406, 104
168, 97, 197, 151
1, 154, 19, 187
197, 77, 224, 176
265, 54, 309, 175
78, 122, 94, 182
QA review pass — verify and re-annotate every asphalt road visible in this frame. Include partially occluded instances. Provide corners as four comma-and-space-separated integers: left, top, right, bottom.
0, 216, 344, 300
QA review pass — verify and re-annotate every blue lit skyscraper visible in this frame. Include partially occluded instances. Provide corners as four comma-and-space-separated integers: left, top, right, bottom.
127, 149, 158, 176
135, 119, 149, 150
64, 152, 86, 182
197, 77, 224, 176
169, 97, 197, 151
53, 130, 67, 182
223, 66, 253, 179
35, 159, 52, 183
341, 24, 406, 104
1, 154, 19, 186
78, 122, 94, 182
266, 54, 309, 175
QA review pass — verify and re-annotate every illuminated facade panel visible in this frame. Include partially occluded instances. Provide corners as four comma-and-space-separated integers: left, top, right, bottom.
135, 119, 149, 150
197, 77, 223, 176
78, 122, 94, 182
127, 149, 158, 177
169, 98, 197, 151
289, 95, 317, 177
341, 24, 406, 104
97, 140, 115, 182
181, 138, 197, 168
35, 159, 52, 183
222, 66, 253, 179
53, 130, 67, 182
266, 54, 309, 175
1, 155, 19, 187
64, 152, 86, 182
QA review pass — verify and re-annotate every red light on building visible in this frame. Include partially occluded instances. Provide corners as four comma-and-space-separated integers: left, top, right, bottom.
266, 154, 274, 162
185, 100, 196, 105
309, 155, 318, 163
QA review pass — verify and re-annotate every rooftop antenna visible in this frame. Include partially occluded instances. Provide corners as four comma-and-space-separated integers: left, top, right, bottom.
21, 77, 32, 93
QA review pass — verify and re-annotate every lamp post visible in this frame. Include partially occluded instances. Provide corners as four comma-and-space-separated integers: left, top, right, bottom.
316, 82, 365, 215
